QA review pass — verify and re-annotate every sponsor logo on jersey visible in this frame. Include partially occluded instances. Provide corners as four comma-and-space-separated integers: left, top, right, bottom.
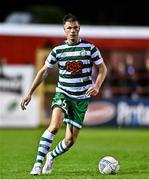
65, 61, 83, 75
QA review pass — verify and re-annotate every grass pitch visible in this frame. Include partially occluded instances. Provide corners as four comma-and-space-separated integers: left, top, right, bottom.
0, 127, 149, 179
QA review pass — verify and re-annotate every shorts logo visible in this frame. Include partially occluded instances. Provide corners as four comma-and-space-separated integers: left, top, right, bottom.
54, 99, 68, 114
65, 61, 83, 75
57, 99, 62, 105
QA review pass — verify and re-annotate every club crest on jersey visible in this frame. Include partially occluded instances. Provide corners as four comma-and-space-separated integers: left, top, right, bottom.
80, 49, 87, 56
65, 61, 83, 75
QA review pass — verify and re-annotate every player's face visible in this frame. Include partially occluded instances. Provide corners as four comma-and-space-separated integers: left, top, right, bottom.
64, 21, 80, 43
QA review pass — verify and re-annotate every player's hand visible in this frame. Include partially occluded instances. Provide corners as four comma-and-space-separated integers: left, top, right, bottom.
86, 86, 99, 96
20, 94, 31, 110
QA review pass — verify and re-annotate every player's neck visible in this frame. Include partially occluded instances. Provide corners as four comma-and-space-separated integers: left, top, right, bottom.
67, 38, 80, 45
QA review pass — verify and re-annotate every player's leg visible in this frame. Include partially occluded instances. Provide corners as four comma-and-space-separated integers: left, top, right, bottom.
42, 94, 88, 174
51, 124, 80, 157
30, 107, 64, 175
42, 124, 80, 174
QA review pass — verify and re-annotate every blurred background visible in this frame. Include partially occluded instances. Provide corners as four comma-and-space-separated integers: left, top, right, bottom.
0, 0, 149, 26
1, 2, 149, 178
0, 0, 149, 128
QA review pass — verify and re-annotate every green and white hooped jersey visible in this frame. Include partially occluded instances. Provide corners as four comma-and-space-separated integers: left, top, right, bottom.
45, 39, 103, 99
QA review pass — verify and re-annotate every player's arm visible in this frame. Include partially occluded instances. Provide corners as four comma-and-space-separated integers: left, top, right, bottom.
86, 62, 107, 96
21, 64, 50, 110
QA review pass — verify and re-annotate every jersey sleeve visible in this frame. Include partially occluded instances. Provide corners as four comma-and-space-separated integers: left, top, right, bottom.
45, 47, 57, 68
91, 45, 103, 65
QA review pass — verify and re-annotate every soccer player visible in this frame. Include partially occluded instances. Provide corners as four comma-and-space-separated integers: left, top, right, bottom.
21, 13, 107, 175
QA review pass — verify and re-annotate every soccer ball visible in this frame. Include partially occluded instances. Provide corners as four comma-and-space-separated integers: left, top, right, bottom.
98, 156, 120, 175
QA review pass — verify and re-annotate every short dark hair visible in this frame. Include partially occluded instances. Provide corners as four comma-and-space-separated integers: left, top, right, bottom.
63, 13, 79, 24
